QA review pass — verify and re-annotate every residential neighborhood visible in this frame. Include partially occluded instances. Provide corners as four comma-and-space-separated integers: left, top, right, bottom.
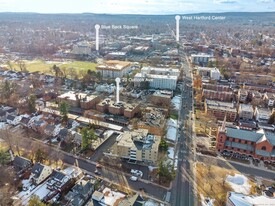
0, 2, 274, 206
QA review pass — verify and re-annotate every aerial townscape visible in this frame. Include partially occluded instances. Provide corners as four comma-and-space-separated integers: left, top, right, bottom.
0, 1, 274, 206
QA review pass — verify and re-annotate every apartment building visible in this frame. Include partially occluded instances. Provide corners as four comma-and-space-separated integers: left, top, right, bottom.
202, 89, 233, 102
255, 107, 273, 123
239, 104, 254, 120
205, 99, 237, 122
113, 129, 160, 164
57, 91, 100, 110
96, 60, 132, 78
191, 53, 212, 65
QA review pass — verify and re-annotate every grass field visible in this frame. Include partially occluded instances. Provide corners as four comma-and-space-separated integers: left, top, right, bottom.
3, 59, 97, 74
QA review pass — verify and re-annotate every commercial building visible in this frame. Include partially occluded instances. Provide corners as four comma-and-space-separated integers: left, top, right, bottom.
205, 99, 237, 122
96, 60, 132, 78
113, 129, 160, 164
216, 126, 275, 162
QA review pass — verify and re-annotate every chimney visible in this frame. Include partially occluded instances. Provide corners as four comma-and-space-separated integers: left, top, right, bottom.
115, 77, 121, 103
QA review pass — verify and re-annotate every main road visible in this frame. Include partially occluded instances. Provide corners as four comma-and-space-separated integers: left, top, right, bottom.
170, 54, 196, 206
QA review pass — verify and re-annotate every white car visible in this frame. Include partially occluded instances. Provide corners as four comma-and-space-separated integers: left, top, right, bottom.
130, 176, 138, 181
131, 169, 143, 177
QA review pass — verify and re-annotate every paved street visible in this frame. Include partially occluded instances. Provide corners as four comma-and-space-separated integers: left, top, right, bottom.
13, 130, 169, 203
170, 55, 195, 206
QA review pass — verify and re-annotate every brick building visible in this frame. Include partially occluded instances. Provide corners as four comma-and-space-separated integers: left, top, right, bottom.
202, 89, 233, 102
96, 99, 140, 118
205, 99, 237, 122
216, 125, 275, 162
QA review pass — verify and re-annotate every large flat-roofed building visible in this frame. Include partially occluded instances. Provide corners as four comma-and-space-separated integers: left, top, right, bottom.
141, 67, 180, 77
113, 129, 160, 163
134, 67, 180, 90
216, 126, 275, 162
197, 67, 220, 80
96, 60, 132, 78
134, 73, 178, 90
202, 89, 233, 102
205, 99, 237, 122
191, 53, 212, 65
57, 91, 100, 110
72, 41, 93, 56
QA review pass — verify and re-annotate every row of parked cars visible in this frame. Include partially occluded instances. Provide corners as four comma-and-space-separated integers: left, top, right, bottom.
221, 150, 250, 161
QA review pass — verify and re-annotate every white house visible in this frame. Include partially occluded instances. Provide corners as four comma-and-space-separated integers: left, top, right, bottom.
30, 163, 52, 185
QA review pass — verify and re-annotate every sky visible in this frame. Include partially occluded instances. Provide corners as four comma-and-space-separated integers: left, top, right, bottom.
0, 0, 274, 14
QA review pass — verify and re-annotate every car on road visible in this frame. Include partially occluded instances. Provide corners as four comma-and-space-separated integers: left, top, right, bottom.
130, 176, 138, 181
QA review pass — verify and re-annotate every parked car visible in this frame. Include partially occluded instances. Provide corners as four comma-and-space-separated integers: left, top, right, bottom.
130, 176, 138, 181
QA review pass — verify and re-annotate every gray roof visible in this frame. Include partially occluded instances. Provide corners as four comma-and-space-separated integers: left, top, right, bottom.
225, 127, 275, 146
226, 128, 262, 142
255, 150, 271, 157
225, 141, 254, 151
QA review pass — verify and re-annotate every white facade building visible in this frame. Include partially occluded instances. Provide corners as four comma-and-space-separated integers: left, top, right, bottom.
191, 53, 212, 65
210, 68, 221, 80
96, 60, 132, 78
239, 104, 254, 120
134, 66, 180, 90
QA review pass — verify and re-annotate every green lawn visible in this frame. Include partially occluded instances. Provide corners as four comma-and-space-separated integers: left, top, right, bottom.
3, 59, 97, 74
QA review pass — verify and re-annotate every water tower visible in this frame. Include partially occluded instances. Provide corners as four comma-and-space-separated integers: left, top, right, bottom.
115, 77, 121, 103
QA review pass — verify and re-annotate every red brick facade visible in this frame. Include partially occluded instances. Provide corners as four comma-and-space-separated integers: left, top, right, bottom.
216, 128, 275, 162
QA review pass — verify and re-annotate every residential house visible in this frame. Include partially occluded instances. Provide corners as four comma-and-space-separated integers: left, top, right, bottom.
65, 178, 96, 206
13, 156, 32, 173
4, 107, 18, 116
44, 124, 61, 137
20, 117, 31, 128
0, 109, 6, 122
57, 128, 70, 141
46, 170, 71, 192
32, 120, 48, 133
30, 163, 53, 185
6, 115, 22, 125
